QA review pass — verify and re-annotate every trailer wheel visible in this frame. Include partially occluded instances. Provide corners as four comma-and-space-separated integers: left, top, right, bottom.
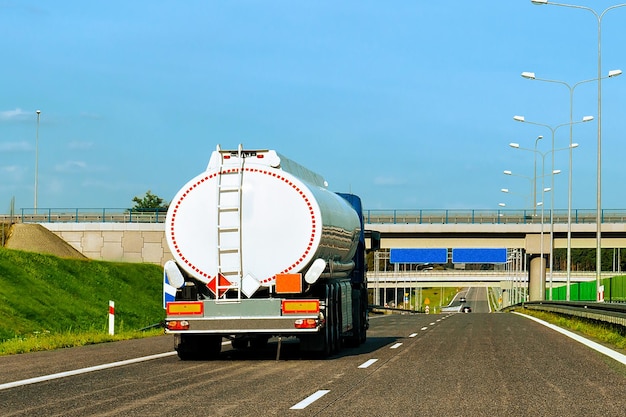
231, 337, 249, 350
345, 287, 367, 347
332, 282, 342, 354
359, 289, 369, 343
250, 335, 269, 350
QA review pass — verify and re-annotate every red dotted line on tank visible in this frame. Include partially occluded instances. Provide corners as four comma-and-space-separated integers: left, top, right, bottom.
169, 168, 316, 284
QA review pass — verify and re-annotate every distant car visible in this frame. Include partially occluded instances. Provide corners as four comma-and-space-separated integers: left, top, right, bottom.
460, 296, 466, 303
462, 306, 472, 313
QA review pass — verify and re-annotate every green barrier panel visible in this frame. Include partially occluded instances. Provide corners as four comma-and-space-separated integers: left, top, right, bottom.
604, 275, 626, 302
545, 275, 626, 301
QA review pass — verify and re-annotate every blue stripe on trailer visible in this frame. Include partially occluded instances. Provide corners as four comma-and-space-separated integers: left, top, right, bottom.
163, 272, 177, 308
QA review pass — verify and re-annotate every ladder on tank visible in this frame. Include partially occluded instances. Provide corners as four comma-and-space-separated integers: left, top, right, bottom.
215, 144, 244, 301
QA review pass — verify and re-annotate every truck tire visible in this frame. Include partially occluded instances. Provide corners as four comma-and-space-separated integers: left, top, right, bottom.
250, 335, 269, 349
332, 282, 342, 353
231, 337, 249, 350
359, 287, 368, 344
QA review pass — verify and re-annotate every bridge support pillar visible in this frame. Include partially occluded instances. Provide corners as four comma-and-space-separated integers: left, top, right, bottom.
528, 255, 546, 301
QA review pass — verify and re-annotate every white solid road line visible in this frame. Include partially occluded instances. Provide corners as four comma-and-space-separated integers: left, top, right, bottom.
515, 312, 626, 366
0, 351, 177, 391
290, 390, 330, 410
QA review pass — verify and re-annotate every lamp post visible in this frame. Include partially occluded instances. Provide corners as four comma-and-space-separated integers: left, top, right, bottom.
530, 0, 626, 302
520, 69, 622, 301
500, 187, 532, 210
503, 170, 534, 211
498, 204, 517, 301
35, 109, 41, 214
513, 115, 592, 300
533, 135, 543, 214
510, 142, 578, 300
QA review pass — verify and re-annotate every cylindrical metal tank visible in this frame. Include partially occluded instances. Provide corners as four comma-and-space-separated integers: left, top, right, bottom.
166, 146, 361, 289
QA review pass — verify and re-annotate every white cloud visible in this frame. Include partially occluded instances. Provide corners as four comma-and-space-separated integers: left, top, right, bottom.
80, 179, 135, 192
1, 165, 20, 174
68, 141, 94, 150
55, 161, 88, 172
0, 141, 31, 152
373, 176, 407, 186
0, 165, 27, 181
0, 108, 32, 121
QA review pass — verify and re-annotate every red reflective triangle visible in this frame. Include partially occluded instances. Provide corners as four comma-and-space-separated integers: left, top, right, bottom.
206, 273, 232, 297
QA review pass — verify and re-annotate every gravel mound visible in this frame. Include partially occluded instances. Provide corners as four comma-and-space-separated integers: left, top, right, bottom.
4, 224, 87, 259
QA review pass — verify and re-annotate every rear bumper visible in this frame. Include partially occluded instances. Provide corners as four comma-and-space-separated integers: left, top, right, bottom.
165, 316, 322, 334
165, 298, 322, 335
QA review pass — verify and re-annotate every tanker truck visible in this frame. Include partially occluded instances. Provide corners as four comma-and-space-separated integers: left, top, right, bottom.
163, 145, 371, 359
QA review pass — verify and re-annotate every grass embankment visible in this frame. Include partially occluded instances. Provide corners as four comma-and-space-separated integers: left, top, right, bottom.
419, 287, 459, 312
375, 287, 461, 313
517, 308, 626, 351
0, 247, 164, 356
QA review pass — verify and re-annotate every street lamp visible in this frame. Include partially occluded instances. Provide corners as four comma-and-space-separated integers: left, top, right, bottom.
509, 142, 577, 300
35, 109, 41, 213
513, 115, 592, 299
533, 135, 543, 214
500, 187, 532, 209
521, 69, 622, 300
503, 170, 534, 210
530, 0, 626, 302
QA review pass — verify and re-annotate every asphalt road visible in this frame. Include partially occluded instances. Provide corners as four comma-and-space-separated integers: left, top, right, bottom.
1, 312, 626, 416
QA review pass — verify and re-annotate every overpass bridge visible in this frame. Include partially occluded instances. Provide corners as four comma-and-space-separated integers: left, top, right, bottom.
361, 210, 626, 304
3, 208, 626, 303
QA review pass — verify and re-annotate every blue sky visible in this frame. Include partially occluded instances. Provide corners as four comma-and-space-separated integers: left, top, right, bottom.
1, 1, 626, 212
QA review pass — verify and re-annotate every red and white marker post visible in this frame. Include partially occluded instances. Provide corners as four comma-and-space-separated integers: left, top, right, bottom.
108, 300, 115, 335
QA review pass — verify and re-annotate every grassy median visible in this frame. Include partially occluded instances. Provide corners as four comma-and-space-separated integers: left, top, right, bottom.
516, 308, 626, 351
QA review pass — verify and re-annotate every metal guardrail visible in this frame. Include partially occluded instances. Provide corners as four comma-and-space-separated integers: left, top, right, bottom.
510, 301, 626, 327
3, 208, 626, 225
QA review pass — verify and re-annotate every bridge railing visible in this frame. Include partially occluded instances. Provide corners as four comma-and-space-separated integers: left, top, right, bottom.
2, 208, 167, 224
2, 208, 626, 225
363, 208, 624, 224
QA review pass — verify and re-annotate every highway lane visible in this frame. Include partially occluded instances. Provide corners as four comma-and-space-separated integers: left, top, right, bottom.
464, 286, 490, 313
443, 286, 487, 313
2, 313, 626, 416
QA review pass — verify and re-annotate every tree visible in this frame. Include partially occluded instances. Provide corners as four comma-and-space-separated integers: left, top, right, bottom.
132, 190, 168, 212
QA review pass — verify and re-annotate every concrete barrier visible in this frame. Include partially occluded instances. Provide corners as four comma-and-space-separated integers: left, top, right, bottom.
42, 223, 171, 265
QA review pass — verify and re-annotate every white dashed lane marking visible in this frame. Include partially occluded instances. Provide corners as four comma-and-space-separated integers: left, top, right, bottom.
290, 390, 330, 410
358, 359, 379, 369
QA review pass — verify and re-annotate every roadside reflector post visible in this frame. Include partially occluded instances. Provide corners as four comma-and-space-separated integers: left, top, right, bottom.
108, 300, 115, 335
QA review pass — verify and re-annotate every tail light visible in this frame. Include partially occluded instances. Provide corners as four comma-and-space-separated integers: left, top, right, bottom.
166, 320, 190, 330
294, 319, 319, 329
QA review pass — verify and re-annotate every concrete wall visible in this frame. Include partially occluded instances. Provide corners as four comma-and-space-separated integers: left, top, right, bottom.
42, 223, 172, 266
